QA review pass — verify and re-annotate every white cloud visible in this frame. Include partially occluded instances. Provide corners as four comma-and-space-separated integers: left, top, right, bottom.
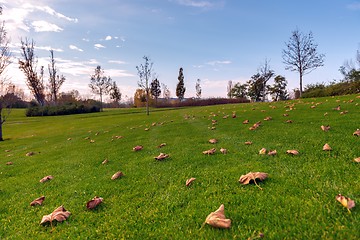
32, 20, 63, 32
82, 38, 90, 42
35, 45, 63, 52
69, 45, 84, 52
94, 43, 105, 49
175, 0, 214, 8
105, 35, 112, 41
108, 60, 126, 64
206, 60, 232, 66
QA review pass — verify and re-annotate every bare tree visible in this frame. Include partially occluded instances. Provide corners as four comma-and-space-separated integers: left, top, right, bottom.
136, 56, 155, 115
161, 83, 171, 100
48, 50, 65, 104
282, 29, 325, 97
19, 38, 46, 106
195, 78, 201, 99
0, 8, 12, 141
89, 65, 112, 111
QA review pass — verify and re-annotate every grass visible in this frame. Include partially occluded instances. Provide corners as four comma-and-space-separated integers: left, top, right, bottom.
0, 95, 359, 239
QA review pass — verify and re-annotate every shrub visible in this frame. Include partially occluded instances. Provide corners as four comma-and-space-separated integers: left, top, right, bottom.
26, 103, 100, 117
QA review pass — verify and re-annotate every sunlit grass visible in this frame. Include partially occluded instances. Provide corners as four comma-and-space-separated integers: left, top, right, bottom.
0, 95, 359, 239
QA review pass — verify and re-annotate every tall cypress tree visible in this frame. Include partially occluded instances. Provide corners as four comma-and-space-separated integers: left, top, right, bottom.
176, 67, 186, 101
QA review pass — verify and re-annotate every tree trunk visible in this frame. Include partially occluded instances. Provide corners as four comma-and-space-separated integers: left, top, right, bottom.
100, 92, 103, 112
146, 89, 149, 116
299, 72, 303, 98
0, 113, 3, 141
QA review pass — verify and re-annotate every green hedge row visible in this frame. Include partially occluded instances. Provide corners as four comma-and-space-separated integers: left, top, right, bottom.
26, 104, 100, 117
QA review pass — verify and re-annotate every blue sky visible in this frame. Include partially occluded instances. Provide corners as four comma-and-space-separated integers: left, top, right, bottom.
1, 0, 360, 101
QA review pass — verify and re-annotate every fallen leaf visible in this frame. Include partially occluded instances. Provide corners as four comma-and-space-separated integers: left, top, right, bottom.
336, 194, 355, 211
157, 143, 166, 148
30, 196, 45, 206
67, 138, 72, 141
111, 171, 124, 180
5, 149, 10, 152
259, 148, 267, 155
209, 138, 218, 144
323, 143, 332, 151
154, 153, 169, 161
354, 157, 360, 163
264, 116, 272, 121
340, 111, 348, 115
220, 148, 227, 154
133, 145, 143, 151
321, 125, 330, 131
353, 129, 360, 136
204, 204, 231, 229
268, 150, 277, 156
203, 148, 216, 155
40, 206, 71, 225
86, 196, 103, 209
6, 161, 13, 165
232, 112, 236, 118
239, 172, 268, 190
245, 141, 253, 145
286, 150, 299, 155
90, 140, 95, 143
283, 113, 289, 117
286, 120, 293, 123
333, 105, 341, 111
26, 152, 35, 156
40, 175, 54, 183
186, 177, 196, 186
243, 119, 249, 124
102, 159, 108, 165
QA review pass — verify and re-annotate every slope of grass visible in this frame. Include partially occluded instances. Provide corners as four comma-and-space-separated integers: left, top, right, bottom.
0, 95, 359, 239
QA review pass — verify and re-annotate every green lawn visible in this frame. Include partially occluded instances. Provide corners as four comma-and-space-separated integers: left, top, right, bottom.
0, 95, 359, 239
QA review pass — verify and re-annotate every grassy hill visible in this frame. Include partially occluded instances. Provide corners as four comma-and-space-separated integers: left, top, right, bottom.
1, 95, 359, 239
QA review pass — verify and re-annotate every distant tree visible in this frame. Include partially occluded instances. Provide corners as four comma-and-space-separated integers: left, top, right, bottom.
268, 75, 289, 101
48, 50, 65, 104
134, 88, 147, 107
89, 65, 112, 111
176, 67, 186, 101
339, 47, 360, 82
19, 38, 46, 106
282, 28, 325, 97
150, 78, 161, 105
109, 81, 122, 106
136, 56, 155, 115
195, 78, 201, 99
161, 83, 171, 100
227, 80, 233, 98
231, 82, 248, 99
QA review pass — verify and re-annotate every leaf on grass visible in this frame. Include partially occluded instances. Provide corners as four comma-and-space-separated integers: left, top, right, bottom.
86, 196, 103, 209
40, 206, 71, 225
133, 145, 143, 151
6, 161, 13, 165
40, 175, 53, 183
102, 159, 108, 165
353, 129, 360, 136
111, 171, 124, 180
209, 139, 218, 144
26, 152, 35, 156
354, 157, 360, 163
336, 194, 355, 211
67, 138, 72, 141
321, 125, 330, 131
154, 153, 169, 161
203, 148, 216, 155
286, 150, 299, 155
232, 112, 236, 118
157, 143, 166, 148
323, 143, 332, 151
204, 204, 231, 229
259, 148, 267, 155
90, 139, 95, 143
220, 148, 227, 154
243, 119, 249, 124
186, 177, 196, 187
268, 150, 277, 156
245, 141, 253, 145
286, 120, 293, 123
30, 196, 45, 206
264, 116, 272, 121
283, 113, 289, 117
239, 172, 268, 185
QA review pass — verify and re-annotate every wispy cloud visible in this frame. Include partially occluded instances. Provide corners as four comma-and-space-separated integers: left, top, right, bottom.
105, 36, 112, 41
69, 45, 84, 52
346, 2, 360, 10
35, 45, 63, 52
108, 60, 126, 64
175, 0, 214, 8
32, 20, 63, 32
206, 60, 232, 66
94, 43, 105, 50
82, 38, 90, 42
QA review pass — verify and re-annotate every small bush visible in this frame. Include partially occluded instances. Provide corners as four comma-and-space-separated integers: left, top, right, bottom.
155, 98, 249, 108
25, 103, 100, 117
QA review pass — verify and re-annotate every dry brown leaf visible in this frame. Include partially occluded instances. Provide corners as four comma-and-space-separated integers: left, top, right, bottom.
133, 145, 143, 151
30, 196, 45, 206
157, 143, 166, 148
209, 138, 218, 144
243, 119, 249, 124
268, 150, 277, 156
323, 143, 332, 151
336, 194, 355, 211
283, 113, 289, 117
111, 171, 124, 180
203, 148, 216, 155
67, 138, 72, 141
204, 204, 231, 229
353, 129, 360, 136
354, 157, 360, 163
264, 116, 272, 121
6, 161, 13, 165
333, 105, 341, 111
155, 153, 169, 160
26, 152, 35, 156
186, 177, 196, 186
40, 206, 71, 225
86, 196, 103, 209
321, 125, 330, 131
40, 175, 54, 183
259, 148, 267, 155
239, 172, 268, 190
102, 159, 108, 165
286, 120, 293, 123
286, 150, 299, 155
220, 148, 227, 154
245, 141, 253, 145
90, 139, 95, 143
232, 112, 236, 118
